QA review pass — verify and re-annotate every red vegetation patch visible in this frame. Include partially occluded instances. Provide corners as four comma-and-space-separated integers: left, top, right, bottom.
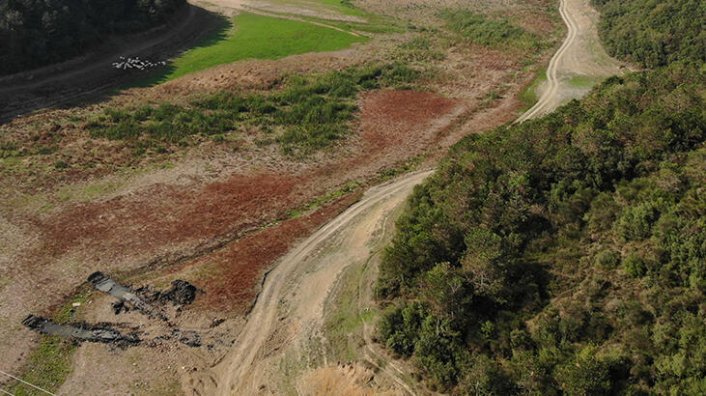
359, 90, 460, 150
189, 193, 361, 314
39, 173, 307, 259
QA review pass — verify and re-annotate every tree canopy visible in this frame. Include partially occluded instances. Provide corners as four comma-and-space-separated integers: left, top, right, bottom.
593, 0, 706, 68
376, 1, 706, 391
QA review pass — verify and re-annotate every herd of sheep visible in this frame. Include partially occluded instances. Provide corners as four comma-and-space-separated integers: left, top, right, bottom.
112, 56, 167, 71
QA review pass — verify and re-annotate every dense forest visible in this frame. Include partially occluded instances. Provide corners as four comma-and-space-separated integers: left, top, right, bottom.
0, 0, 186, 75
376, 0, 706, 394
593, 0, 706, 68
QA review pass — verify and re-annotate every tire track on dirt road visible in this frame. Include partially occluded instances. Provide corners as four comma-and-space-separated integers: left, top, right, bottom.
205, 170, 432, 395
516, 0, 577, 123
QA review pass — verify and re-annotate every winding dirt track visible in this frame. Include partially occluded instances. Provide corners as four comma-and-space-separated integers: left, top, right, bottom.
206, 170, 432, 395
202, 0, 615, 394
516, 0, 576, 122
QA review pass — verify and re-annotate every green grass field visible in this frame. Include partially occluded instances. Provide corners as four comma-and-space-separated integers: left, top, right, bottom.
163, 12, 367, 81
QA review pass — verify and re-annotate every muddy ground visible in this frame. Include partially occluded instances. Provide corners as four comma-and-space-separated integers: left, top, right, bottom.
0, 0, 564, 394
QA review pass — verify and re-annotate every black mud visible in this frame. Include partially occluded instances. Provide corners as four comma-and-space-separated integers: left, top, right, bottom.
21, 272, 204, 349
160, 280, 199, 306
22, 315, 140, 347
88, 271, 168, 321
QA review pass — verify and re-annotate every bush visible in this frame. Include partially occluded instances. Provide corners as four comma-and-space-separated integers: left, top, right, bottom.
595, 249, 620, 268
555, 345, 612, 396
614, 202, 658, 241
379, 303, 427, 357
623, 254, 647, 278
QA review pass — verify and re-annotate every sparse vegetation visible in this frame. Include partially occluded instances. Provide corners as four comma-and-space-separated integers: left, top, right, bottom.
9, 336, 75, 396
9, 292, 88, 395
287, 180, 361, 219
89, 63, 419, 155
519, 67, 547, 109
324, 265, 371, 361
440, 10, 542, 51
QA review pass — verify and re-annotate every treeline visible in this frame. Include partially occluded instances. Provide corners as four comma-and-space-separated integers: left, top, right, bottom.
0, 0, 186, 75
377, 1, 706, 393
593, 0, 706, 67
377, 61, 706, 394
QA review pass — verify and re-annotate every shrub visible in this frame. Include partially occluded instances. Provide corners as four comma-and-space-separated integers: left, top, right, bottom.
614, 202, 658, 242
595, 249, 620, 268
88, 63, 420, 155
555, 345, 612, 395
440, 10, 540, 50
623, 253, 647, 278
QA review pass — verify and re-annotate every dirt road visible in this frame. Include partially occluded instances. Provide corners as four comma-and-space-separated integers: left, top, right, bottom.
517, 0, 623, 122
198, 170, 432, 395
516, 0, 576, 122
199, 0, 624, 394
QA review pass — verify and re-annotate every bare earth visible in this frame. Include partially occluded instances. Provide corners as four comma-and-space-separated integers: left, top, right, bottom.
519, 0, 625, 121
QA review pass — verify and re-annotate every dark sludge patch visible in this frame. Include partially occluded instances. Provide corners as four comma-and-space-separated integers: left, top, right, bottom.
136, 280, 201, 307
87, 271, 168, 321
160, 280, 199, 306
22, 314, 141, 348
172, 329, 202, 347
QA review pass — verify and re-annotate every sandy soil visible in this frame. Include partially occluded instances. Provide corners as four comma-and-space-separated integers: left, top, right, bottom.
518, 0, 625, 121
200, 170, 432, 395
0, 83, 463, 382
298, 364, 401, 396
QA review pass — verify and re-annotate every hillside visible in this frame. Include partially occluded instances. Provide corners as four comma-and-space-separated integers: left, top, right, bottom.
376, 0, 706, 394
593, 0, 706, 68
0, 0, 186, 75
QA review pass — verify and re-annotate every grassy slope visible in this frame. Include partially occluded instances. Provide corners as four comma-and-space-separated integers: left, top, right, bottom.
164, 12, 366, 81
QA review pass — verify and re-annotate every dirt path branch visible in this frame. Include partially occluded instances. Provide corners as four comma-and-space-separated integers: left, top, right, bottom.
516, 0, 576, 122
